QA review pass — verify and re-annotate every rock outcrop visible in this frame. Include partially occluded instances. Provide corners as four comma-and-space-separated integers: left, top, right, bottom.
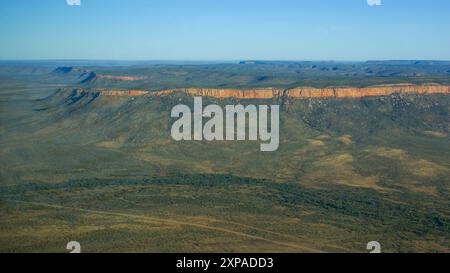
62, 84, 450, 100
151, 84, 450, 99
96, 75, 145, 81
287, 84, 450, 99
67, 88, 148, 97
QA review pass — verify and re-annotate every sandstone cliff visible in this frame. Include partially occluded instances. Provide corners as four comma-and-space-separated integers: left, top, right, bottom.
63, 84, 450, 100
96, 75, 145, 81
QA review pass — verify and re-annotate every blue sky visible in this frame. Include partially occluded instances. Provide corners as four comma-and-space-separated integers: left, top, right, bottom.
0, 0, 449, 60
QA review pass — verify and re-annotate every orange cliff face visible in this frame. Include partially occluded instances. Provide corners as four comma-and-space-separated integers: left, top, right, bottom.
62, 85, 450, 100
96, 75, 145, 81
62, 88, 148, 97
152, 88, 277, 99
286, 85, 450, 99
151, 85, 450, 99
100, 90, 149, 96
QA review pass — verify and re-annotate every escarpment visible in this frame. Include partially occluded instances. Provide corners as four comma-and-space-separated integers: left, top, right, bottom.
65, 88, 149, 97
152, 84, 449, 99
53, 67, 145, 84
60, 84, 450, 101
96, 75, 145, 81
287, 84, 450, 98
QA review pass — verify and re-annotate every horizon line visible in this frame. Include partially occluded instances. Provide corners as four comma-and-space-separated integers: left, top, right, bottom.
1, 59, 450, 63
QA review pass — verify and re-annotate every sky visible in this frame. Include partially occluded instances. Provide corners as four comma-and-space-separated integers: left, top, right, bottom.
0, 0, 449, 61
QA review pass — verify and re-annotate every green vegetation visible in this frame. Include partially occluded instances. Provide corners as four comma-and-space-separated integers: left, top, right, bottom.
0, 62, 449, 252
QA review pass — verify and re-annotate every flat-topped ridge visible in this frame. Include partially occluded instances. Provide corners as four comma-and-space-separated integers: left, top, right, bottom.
62, 84, 450, 100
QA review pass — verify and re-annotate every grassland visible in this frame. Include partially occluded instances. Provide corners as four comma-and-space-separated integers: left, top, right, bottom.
0, 62, 449, 252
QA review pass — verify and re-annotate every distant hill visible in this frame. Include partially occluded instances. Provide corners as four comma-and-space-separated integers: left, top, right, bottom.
41, 61, 450, 91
